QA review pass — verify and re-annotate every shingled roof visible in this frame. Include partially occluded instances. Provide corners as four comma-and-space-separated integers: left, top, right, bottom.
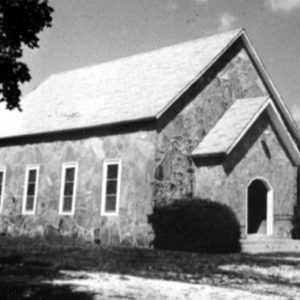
192, 97, 269, 156
0, 29, 243, 139
192, 96, 300, 165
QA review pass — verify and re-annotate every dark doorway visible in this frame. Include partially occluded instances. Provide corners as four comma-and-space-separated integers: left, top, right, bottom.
247, 179, 268, 234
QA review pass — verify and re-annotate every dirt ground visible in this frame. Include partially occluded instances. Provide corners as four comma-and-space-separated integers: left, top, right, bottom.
49, 270, 297, 300
1, 237, 300, 299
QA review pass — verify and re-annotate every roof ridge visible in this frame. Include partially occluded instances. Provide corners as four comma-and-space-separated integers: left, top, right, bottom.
41, 28, 244, 81
6, 27, 245, 139
155, 28, 244, 119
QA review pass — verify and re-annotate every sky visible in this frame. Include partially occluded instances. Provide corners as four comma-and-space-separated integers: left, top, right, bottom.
22, 0, 300, 124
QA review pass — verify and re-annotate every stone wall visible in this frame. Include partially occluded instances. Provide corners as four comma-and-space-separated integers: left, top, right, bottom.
154, 38, 298, 238
154, 41, 268, 202
0, 38, 297, 245
194, 112, 297, 238
0, 126, 156, 246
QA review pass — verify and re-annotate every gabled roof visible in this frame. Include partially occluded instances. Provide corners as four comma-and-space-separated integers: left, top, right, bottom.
0, 29, 243, 138
192, 97, 269, 156
238, 33, 299, 146
0, 27, 298, 150
192, 97, 300, 166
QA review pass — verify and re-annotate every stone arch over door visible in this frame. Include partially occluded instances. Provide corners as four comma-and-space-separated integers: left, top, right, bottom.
246, 177, 273, 236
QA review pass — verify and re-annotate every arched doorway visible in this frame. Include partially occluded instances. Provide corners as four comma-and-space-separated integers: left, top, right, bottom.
247, 178, 273, 236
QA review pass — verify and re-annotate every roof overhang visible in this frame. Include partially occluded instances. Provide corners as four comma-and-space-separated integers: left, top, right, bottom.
156, 28, 244, 120
240, 31, 300, 147
265, 101, 300, 166
192, 98, 300, 166
156, 29, 300, 148
0, 28, 297, 147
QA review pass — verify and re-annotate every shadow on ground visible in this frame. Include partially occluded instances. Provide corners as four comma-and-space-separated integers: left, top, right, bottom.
0, 237, 300, 298
0, 254, 95, 300
0, 284, 94, 300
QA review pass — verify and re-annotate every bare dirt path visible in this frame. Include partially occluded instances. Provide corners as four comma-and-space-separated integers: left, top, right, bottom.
50, 270, 289, 300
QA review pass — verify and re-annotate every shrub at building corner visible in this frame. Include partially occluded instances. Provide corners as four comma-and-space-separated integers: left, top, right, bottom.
148, 198, 241, 253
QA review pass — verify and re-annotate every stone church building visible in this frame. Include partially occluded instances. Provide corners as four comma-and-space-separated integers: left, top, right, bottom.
0, 29, 299, 246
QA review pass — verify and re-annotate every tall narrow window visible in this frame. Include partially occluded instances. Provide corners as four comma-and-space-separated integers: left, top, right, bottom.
59, 163, 78, 215
101, 159, 121, 216
22, 165, 39, 215
0, 168, 6, 213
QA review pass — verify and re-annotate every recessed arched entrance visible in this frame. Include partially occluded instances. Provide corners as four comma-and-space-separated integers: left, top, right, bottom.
246, 178, 273, 236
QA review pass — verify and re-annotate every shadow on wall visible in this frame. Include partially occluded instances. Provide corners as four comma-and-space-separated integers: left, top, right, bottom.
0, 118, 155, 147
195, 113, 284, 178
222, 114, 269, 175
291, 168, 300, 239
193, 113, 269, 175
156, 39, 246, 132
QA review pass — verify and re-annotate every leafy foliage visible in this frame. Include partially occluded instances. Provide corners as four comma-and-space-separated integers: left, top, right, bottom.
148, 198, 241, 253
0, 0, 53, 110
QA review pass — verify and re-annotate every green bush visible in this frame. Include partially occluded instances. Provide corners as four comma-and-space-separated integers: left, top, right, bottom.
148, 198, 241, 253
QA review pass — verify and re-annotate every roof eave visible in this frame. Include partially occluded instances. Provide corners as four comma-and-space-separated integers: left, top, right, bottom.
265, 102, 300, 166
0, 116, 156, 142
191, 99, 300, 166
191, 151, 226, 158
226, 99, 300, 166
225, 97, 271, 155
240, 32, 300, 146
156, 28, 300, 149
155, 28, 245, 120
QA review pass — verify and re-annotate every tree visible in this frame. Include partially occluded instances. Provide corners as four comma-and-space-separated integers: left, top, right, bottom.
0, 0, 53, 110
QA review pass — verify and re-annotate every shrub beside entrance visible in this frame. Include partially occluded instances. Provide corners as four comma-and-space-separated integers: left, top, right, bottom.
148, 198, 241, 253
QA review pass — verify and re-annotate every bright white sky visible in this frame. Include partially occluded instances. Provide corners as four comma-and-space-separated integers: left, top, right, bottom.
22, 0, 300, 124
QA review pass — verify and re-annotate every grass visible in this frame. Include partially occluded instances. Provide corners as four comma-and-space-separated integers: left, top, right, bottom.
0, 236, 300, 299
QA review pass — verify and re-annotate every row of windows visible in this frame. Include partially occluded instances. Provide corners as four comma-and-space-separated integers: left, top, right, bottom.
0, 159, 122, 217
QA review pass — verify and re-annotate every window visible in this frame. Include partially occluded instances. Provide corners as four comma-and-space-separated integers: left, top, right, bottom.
101, 159, 121, 216
22, 165, 39, 215
0, 168, 6, 213
59, 162, 78, 215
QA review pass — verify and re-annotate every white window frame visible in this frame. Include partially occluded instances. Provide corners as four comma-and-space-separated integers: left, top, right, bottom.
0, 167, 6, 214
22, 165, 39, 215
101, 159, 122, 216
59, 162, 78, 216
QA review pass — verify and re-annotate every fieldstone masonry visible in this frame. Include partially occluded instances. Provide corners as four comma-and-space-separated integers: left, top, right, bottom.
194, 114, 297, 238
155, 43, 267, 198
0, 129, 156, 245
0, 38, 298, 245
154, 43, 296, 238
